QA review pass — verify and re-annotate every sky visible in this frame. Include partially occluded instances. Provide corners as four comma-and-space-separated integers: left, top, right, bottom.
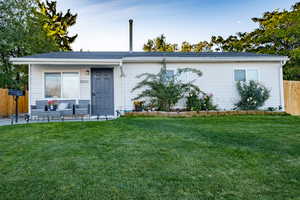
56, 0, 298, 51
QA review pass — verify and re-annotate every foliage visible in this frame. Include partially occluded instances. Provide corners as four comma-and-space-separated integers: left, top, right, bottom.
132, 61, 202, 111
267, 107, 277, 111
198, 93, 218, 111
143, 35, 212, 52
186, 91, 217, 111
186, 90, 201, 111
192, 41, 213, 52
0, 0, 77, 90
0, 0, 59, 89
143, 34, 178, 52
234, 81, 270, 110
36, 0, 78, 51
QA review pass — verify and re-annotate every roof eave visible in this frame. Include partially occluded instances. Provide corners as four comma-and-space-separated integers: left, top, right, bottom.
10, 58, 121, 65
10, 56, 289, 65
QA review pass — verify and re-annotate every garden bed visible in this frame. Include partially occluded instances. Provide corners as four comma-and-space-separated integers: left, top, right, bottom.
125, 110, 288, 117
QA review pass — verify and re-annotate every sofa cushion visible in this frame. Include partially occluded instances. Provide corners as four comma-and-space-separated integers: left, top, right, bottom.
57, 103, 69, 111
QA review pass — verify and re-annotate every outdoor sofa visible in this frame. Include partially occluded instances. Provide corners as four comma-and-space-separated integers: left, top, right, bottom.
31, 100, 90, 119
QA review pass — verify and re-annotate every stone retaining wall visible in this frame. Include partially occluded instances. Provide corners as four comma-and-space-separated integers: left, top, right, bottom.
125, 111, 288, 117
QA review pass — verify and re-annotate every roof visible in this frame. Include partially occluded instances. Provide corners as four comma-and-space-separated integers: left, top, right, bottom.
10, 51, 289, 65
20, 51, 282, 59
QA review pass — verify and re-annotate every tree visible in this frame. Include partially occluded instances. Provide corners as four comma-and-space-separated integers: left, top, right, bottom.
0, 0, 59, 89
144, 35, 212, 53
181, 41, 193, 52
132, 60, 202, 111
0, 0, 77, 89
192, 41, 213, 52
143, 34, 178, 52
36, 0, 78, 51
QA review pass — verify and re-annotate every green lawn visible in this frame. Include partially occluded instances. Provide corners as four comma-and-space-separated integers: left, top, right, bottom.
0, 115, 300, 200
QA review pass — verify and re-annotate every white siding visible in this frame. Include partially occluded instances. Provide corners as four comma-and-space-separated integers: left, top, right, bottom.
113, 66, 123, 112
29, 61, 283, 114
122, 61, 283, 111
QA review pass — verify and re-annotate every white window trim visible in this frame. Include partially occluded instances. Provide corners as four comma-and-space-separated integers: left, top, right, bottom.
43, 70, 81, 100
234, 68, 260, 82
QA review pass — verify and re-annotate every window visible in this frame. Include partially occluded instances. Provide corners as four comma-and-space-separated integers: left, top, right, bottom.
247, 69, 258, 81
62, 73, 80, 98
45, 73, 61, 98
234, 69, 246, 81
164, 70, 175, 81
234, 69, 258, 81
44, 72, 79, 98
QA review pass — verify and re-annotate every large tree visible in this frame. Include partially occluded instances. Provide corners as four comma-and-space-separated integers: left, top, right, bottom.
0, 0, 59, 89
0, 0, 77, 89
36, 0, 78, 51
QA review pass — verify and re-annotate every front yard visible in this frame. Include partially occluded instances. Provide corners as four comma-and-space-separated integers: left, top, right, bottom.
0, 115, 300, 200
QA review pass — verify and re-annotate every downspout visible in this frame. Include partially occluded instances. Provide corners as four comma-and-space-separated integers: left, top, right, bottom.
279, 59, 287, 111
120, 60, 126, 115
28, 64, 31, 115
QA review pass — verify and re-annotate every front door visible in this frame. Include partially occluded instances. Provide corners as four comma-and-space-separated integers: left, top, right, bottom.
91, 68, 114, 116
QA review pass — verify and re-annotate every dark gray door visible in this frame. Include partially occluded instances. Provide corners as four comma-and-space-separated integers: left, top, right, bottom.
91, 68, 114, 116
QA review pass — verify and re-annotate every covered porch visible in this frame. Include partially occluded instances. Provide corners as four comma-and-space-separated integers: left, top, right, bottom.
11, 57, 124, 119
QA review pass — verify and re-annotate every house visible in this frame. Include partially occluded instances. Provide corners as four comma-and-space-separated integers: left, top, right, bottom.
11, 51, 288, 117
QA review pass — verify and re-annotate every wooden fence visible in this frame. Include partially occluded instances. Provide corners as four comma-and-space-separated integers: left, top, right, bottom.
284, 80, 300, 115
0, 89, 28, 117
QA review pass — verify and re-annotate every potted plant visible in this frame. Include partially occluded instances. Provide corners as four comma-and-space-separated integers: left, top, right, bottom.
133, 101, 144, 112
48, 100, 58, 111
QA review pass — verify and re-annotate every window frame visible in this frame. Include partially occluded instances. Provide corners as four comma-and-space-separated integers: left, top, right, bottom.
44, 72, 62, 98
234, 68, 260, 82
165, 69, 175, 81
43, 70, 81, 100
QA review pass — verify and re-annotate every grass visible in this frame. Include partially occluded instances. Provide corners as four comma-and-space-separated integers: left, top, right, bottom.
0, 115, 300, 200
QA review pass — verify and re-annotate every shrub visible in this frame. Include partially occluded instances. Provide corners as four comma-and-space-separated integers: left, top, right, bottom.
186, 91, 218, 111
199, 93, 218, 111
132, 61, 202, 111
234, 80, 270, 110
186, 90, 201, 111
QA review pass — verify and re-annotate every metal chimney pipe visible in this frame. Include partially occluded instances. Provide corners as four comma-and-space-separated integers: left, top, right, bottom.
129, 19, 133, 52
